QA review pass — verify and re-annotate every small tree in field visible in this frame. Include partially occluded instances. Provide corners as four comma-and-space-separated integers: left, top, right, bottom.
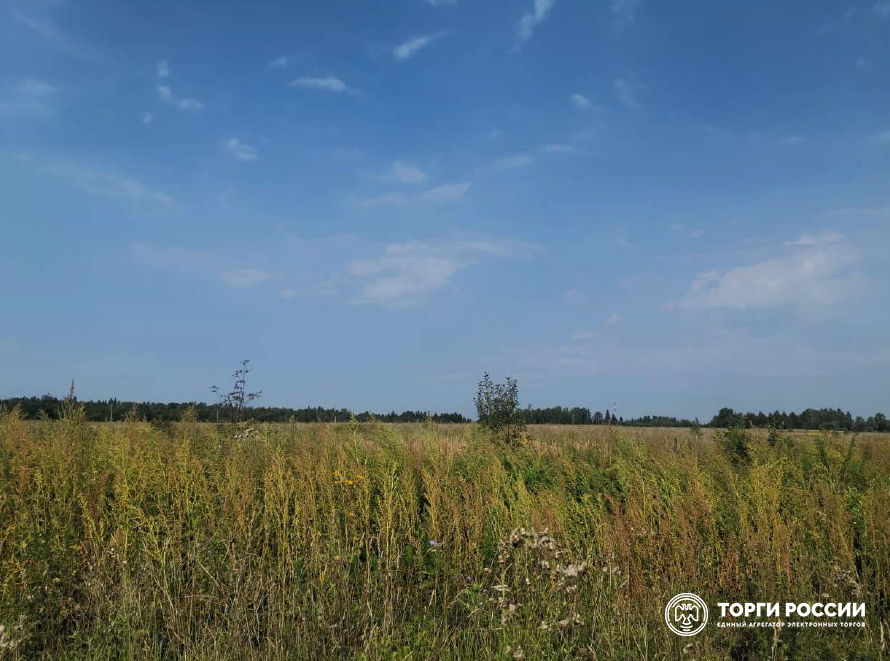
475, 372, 526, 444
211, 359, 262, 425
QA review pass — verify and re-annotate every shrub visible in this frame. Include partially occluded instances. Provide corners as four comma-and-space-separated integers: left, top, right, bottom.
475, 373, 526, 444
717, 424, 751, 467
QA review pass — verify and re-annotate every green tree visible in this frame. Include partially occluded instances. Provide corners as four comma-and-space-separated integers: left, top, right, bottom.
474, 373, 525, 444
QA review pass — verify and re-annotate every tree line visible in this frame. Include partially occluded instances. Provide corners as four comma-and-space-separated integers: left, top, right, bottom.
2, 395, 886, 431
0, 396, 470, 424
708, 407, 889, 432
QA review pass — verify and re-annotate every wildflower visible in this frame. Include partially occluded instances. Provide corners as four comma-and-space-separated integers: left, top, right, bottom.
558, 614, 584, 627
558, 562, 587, 578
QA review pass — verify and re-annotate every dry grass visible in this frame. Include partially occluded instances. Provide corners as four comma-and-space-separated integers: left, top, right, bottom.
1, 405, 888, 659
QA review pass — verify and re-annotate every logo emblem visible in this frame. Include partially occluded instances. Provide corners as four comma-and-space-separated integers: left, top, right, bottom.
665, 593, 708, 636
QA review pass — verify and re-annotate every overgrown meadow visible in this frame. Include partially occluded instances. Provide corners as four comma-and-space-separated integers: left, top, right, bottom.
1, 405, 888, 660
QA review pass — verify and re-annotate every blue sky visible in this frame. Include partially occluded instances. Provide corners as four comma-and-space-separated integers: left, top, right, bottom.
2, 0, 889, 419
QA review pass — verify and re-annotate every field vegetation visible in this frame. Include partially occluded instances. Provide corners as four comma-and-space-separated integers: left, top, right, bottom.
1, 404, 888, 659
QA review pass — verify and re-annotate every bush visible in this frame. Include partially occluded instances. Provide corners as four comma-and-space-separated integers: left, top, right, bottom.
717, 424, 751, 467
474, 373, 526, 445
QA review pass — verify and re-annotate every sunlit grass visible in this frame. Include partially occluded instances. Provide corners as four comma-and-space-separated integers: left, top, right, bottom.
1, 405, 887, 659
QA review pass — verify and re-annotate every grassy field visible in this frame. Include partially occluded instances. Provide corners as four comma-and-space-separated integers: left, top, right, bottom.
1, 405, 888, 660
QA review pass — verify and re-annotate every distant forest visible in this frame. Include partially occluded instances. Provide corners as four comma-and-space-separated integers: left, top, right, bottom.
2, 396, 888, 431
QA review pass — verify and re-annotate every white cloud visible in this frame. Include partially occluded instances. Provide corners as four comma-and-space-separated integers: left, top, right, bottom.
493, 153, 535, 169
571, 330, 597, 341
784, 231, 843, 246
269, 56, 288, 69
394, 32, 445, 60
156, 59, 169, 78
856, 57, 868, 69
875, 2, 890, 18
517, 0, 555, 45
424, 0, 456, 5
775, 135, 804, 146
33, 157, 174, 205
669, 243, 860, 313
289, 76, 352, 93
570, 93, 592, 110
129, 242, 213, 273
612, 0, 644, 28
605, 312, 621, 325
10, 9, 97, 58
349, 239, 531, 307
351, 251, 460, 307
541, 143, 575, 154
360, 181, 471, 207
872, 130, 890, 144
222, 137, 258, 162
219, 268, 273, 288
379, 161, 427, 184
0, 78, 56, 116
614, 78, 640, 108
141, 112, 154, 124
418, 181, 471, 202
157, 85, 203, 111
360, 192, 411, 208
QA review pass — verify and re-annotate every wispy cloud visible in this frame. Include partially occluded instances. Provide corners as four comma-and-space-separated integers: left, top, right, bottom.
668, 242, 860, 313
423, 0, 456, 6
268, 56, 288, 69
605, 312, 621, 325
493, 153, 535, 169
418, 181, 471, 202
614, 78, 640, 108
378, 161, 427, 184
871, 130, 890, 144
569, 93, 592, 110
289, 76, 353, 93
156, 59, 169, 78
875, 2, 890, 19
0, 78, 56, 116
222, 138, 258, 162
541, 143, 576, 154
360, 192, 411, 208
612, 0, 644, 28
517, 0, 555, 46
394, 31, 446, 60
129, 242, 213, 273
349, 239, 533, 307
10, 8, 98, 58
157, 85, 203, 111
29, 157, 174, 205
571, 330, 597, 341
219, 268, 274, 288
784, 231, 843, 246
359, 181, 471, 207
